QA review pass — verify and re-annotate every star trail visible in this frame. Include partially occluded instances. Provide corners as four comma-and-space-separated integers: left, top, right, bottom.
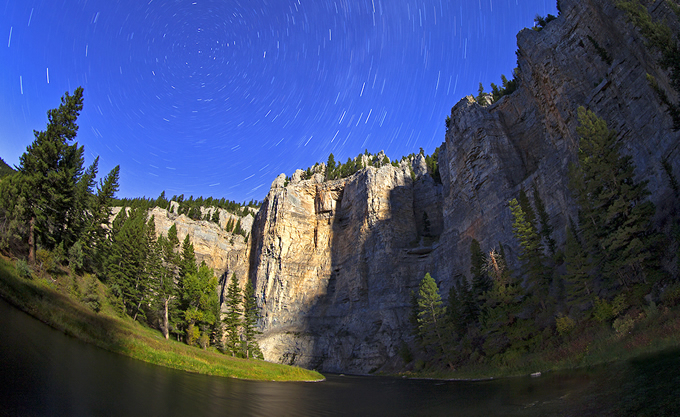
1, 0, 557, 201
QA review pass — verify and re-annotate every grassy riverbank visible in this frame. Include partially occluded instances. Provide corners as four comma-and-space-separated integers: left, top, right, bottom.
0, 255, 324, 382
397, 303, 680, 381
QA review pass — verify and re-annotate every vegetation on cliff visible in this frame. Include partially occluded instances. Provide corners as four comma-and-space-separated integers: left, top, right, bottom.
409, 107, 680, 378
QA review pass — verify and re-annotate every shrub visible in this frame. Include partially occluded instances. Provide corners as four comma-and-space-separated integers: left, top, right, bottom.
613, 315, 635, 336
81, 274, 101, 313
69, 275, 81, 299
661, 283, 680, 306
68, 241, 85, 272
36, 248, 57, 274
186, 323, 200, 346
593, 294, 627, 323
556, 315, 576, 337
199, 332, 210, 350
15, 259, 32, 279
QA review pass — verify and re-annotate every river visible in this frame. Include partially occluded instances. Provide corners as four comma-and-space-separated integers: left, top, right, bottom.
1, 297, 678, 416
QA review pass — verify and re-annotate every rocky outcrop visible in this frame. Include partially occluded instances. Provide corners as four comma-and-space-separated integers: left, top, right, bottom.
247, 0, 680, 373
250, 163, 445, 372
148, 207, 252, 282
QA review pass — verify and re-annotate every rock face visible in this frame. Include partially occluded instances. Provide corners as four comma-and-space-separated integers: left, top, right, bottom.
250, 164, 444, 372
148, 207, 252, 282
246, 0, 680, 373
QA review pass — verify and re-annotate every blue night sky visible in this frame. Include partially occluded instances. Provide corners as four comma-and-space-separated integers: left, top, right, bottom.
1, 0, 557, 202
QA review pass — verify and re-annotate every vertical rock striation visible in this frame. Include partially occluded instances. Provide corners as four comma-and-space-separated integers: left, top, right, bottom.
244, 0, 680, 373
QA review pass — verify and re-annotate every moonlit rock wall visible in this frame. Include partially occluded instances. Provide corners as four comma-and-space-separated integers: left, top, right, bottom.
247, 0, 680, 373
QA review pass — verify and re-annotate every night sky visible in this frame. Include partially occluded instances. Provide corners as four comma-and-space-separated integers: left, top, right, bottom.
1, 0, 557, 202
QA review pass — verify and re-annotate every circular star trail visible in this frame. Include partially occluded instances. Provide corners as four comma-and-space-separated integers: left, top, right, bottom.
1, 0, 557, 202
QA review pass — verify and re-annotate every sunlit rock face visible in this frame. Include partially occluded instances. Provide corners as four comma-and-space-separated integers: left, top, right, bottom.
251, 0, 680, 373
148, 207, 253, 281
250, 164, 449, 373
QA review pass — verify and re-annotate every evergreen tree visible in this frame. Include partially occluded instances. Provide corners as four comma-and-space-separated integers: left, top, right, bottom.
154, 228, 181, 339
509, 198, 548, 303
326, 153, 336, 180
14, 87, 85, 263
569, 107, 660, 291
224, 273, 242, 356
181, 261, 219, 347
414, 273, 451, 367
167, 223, 179, 248
532, 184, 556, 255
456, 277, 479, 329
79, 165, 120, 273
517, 188, 537, 232
563, 221, 595, 319
65, 157, 98, 252
447, 284, 464, 335
103, 208, 152, 319
180, 234, 198, 279
242, 279, 263, 359
0, 175, 28, 253
480, 269, 531, 358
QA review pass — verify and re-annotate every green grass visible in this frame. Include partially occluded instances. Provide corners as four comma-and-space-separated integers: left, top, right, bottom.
0, 255, 324, 382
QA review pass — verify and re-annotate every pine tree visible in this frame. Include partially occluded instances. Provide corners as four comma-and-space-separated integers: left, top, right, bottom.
569, 107, 660, 291
65, 157, 98, 252
517, 188, 537, 233
103, 208, 152, 319
242, 279, 263, 359
326, 153, 336, 180
456, 277, 479, 329
14, 87, 85, 263
480, 268, 530, 358
80, 165, 120, 273
414, 273, 451, 367
224, 273, 242, 356
447, 284, 464, 335
155, 226, 181, 339
563, 221, 594, 319
509, 198, 548, 302
180, 234, 197, 279
532, 184, 556, 255
181, 262, 219, 347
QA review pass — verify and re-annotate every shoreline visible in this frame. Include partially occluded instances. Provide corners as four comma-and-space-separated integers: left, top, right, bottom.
0, 256, 325, 383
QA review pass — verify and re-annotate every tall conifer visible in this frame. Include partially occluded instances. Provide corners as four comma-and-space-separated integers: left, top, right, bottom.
569, 107, 660, 291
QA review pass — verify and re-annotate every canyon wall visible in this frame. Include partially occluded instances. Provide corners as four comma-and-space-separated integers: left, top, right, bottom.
246, 0, 680, 374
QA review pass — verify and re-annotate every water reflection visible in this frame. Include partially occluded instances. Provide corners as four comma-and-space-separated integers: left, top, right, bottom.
1, 297, 678, 416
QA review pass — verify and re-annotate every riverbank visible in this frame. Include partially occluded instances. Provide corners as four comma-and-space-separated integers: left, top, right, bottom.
0, 255, 324, 382
396, 303, 680, 382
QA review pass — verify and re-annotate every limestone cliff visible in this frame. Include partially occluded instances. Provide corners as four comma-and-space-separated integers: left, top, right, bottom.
247, 0, 680, 374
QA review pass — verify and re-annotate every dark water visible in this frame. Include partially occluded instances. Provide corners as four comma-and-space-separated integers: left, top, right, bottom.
1, 297, 679, 417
